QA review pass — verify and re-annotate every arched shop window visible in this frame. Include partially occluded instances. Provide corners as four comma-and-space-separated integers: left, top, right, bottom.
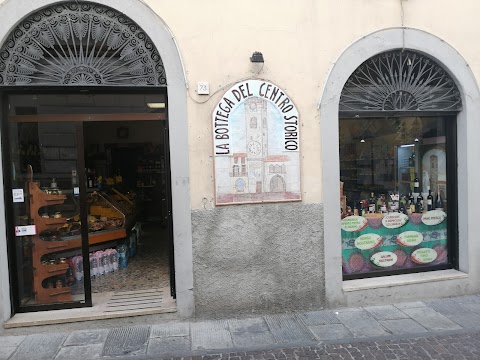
338, 50, 461, 279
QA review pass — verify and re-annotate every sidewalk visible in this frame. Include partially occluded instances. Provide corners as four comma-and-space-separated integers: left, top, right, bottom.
2, 293, 480, 359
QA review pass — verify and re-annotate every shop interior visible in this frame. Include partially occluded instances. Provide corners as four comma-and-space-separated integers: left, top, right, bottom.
8, 93, 172, 310
339, 116, 448, 216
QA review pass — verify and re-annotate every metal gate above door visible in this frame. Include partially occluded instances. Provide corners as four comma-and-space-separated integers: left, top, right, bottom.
0, 2, 167, 86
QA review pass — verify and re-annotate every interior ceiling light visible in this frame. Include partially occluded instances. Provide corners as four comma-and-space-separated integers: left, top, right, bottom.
147, 102, 165, 109
360, 139, 365, 143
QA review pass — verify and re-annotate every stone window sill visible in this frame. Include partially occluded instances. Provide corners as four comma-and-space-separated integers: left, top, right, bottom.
343, 269, 468, 292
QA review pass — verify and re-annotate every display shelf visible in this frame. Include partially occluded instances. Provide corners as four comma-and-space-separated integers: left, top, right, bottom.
28, 179, 132, 304
29, 181, 73, 303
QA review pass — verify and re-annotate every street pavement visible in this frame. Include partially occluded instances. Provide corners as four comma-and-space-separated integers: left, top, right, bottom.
2, 294, 480, 359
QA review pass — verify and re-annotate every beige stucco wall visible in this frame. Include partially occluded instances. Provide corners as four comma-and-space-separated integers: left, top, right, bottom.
139, 0, 480, 209
0, 0, 478, 209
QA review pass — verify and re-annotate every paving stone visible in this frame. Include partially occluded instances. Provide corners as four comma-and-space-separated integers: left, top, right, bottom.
148, 336, 191, 355
401, 307, 463, 331
64, 329, 109, 346
151, 323, 190, 338
364, 305, 409, 321
102, 325, 150, 357
0, 336, 26, 347
10, 333, 67, 360
0, 347, 16, 360
336, 309, 390, 338
454, 295, 480, 305
335, 308, 372, 321
231, 330, 275, 348
424, 301, 480, 330
191, 320, 233, 351
228, 318, 269, 333
454, 302, 480, 315
450, 296, 480, 315
297, 310, 340, 326
394, 301, 426, 309
54, 344, 103, 359
264, 314, 315, 344
379, 319, 428, 335
425, 299, 470, 316
308, 324, 353, 341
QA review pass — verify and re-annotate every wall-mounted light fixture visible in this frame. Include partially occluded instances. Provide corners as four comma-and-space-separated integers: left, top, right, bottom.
250, 51, 264, 63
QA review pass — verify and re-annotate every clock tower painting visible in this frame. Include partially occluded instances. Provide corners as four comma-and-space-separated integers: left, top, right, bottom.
245, 97, 267, 194
213, 80, 301, 205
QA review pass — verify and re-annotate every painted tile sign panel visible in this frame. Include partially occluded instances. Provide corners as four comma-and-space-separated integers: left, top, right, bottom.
213, 80, 301, 205
341, 210, 448, 275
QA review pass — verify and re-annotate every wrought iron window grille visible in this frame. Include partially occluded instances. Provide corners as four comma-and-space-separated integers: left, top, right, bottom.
339, 50, 461, 114
0, 2, 166, 86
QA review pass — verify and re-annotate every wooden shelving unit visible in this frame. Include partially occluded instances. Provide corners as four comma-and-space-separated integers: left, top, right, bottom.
29, 181, 127, 304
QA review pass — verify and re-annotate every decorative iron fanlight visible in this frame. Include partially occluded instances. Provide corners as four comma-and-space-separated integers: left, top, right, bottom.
0, 2, 166, 86
339, 50, 461, 113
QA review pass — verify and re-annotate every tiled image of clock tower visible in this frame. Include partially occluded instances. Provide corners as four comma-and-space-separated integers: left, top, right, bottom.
245, 97, 268, 193
227, 97, 298, 202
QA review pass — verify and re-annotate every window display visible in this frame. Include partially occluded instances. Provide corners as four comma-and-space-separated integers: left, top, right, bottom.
339, 117, 453, 278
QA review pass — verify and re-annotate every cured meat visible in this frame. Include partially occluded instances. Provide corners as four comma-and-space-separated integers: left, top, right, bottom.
347, 252, 366, 273
433, 244, 448, 264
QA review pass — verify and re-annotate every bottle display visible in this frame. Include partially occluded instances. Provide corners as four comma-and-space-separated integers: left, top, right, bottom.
339, 117, 449, 277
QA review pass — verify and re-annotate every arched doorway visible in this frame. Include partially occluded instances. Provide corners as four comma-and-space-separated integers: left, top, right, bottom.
235, 178, 245, 192
270, 175, 286, 193
0, 0, 193, 320
320, 28, 480, 308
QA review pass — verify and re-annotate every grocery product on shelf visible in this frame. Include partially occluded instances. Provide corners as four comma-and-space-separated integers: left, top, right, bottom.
26, 173, 136, 304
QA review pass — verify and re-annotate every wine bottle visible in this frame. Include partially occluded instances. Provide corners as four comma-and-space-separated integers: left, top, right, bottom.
413, 173, 420, 193
409, 193, 416, 214
427, 187, 433, 211
369, 192, 376, 213
380, 194, 387, 213
435, 192, 444, 211
353, 202, 358, 216
376, 195, 383, 213
416, 194, 423, 213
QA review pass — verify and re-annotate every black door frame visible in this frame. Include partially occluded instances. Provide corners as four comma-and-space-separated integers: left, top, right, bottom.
2, 86, 175, 314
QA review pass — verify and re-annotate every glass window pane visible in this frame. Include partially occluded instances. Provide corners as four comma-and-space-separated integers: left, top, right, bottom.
8, 114, 87, 306
339, 117, 450, 277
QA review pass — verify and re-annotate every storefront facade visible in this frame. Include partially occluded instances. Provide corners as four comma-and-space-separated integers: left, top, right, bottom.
1, 0, 480, 326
